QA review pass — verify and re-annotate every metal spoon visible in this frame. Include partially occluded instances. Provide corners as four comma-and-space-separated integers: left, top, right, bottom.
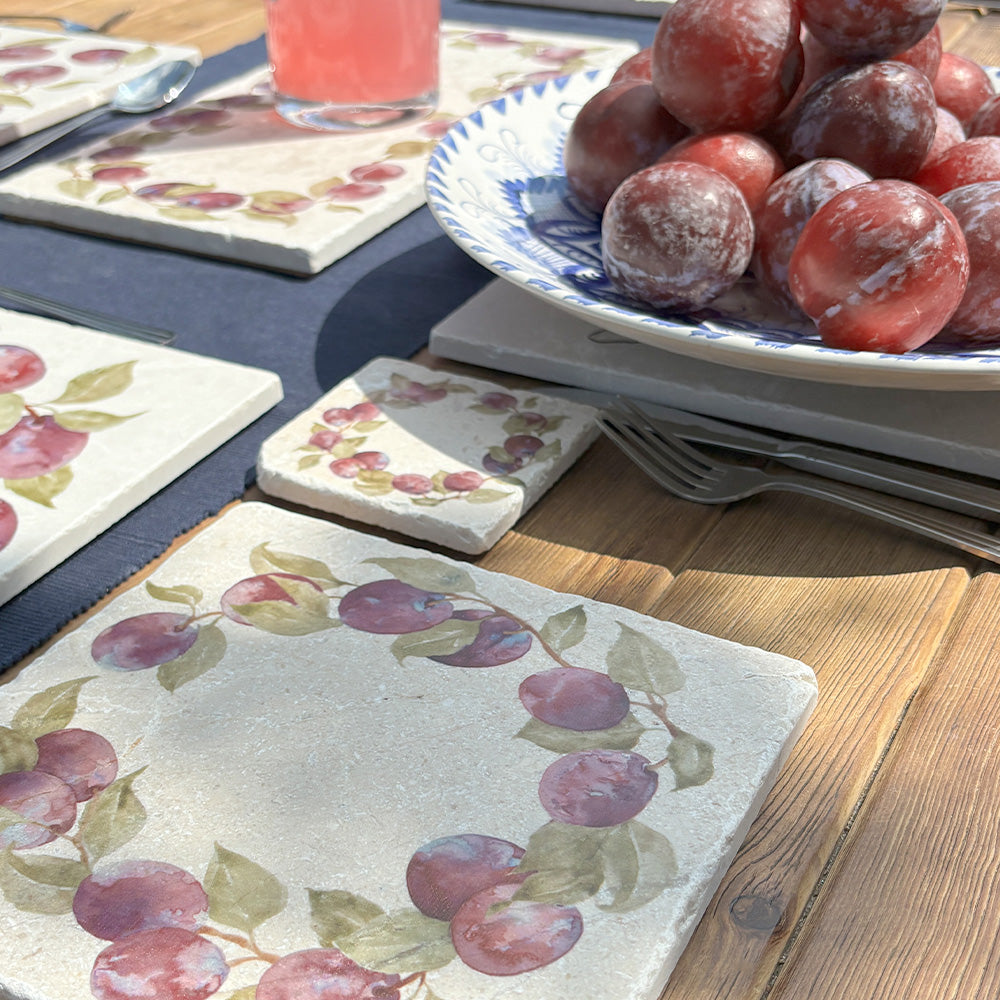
0, 57, 198, 173
0, 9, 133, 33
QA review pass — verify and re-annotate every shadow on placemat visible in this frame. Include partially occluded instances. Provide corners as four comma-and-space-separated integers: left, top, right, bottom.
315, 236, 493, 391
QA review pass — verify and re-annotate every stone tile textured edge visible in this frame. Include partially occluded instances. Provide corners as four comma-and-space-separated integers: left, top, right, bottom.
0, 501, 817, 1000
255, 356, 600, 553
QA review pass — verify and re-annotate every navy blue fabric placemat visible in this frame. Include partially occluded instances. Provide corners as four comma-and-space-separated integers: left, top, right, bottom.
0, 1, 656, 670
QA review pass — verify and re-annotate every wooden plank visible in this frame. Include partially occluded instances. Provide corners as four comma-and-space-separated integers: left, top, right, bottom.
766, 568, 1000, 1000
632, 494, 972, 999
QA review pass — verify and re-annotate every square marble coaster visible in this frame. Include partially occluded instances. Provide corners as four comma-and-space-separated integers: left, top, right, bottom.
430, 280, 1000, 479
256, 356, 599, 553
0, 311, 282, 605
0, 501, 817, 1000
0, 26, 202, 144
0, 22, 637, 274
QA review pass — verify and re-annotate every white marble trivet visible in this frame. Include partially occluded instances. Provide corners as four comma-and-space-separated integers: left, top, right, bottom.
0, 26, 202, 144
0, 311, 282, 604
430, 280, 1000, 479
0, 501, 817, 1000
0, 23, 636, 274
256, 356, 599, 553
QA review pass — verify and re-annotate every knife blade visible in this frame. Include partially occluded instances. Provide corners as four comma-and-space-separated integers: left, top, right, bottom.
613, 398, 1000, 521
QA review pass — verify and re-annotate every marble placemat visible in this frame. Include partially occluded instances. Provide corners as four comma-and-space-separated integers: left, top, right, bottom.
256, 356, 600, 554
430, 280, 1000, 479
0, 25, 201, 145
0, 500, 817, 1000
0, 311, 281, 606
0, 22, 636, 274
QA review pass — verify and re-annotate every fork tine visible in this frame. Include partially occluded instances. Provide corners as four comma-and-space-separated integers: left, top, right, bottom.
601, 405, 718, 482
610, 397, 724, 468
598, 411, 718, 495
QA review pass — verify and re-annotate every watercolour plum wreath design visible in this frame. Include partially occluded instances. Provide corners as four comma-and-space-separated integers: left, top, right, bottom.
296, 374, 569, 506
0, 343, 141, 554
0, 543, 714, 999
0, 35, 160, 113
50, 28, 604, 226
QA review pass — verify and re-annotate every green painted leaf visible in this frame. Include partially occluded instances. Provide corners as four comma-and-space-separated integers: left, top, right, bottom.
98, 188, 129, 204
11, 677, 96, 738
0, 849, 75, 915
515, 713, 644, 753
5, 465, 73, 507
354, 470, 394, 496
606, 623, 685, 696
205, 843, 287, 933
390, 618, 480, 663
298, 453, 323, 470
597, 821, 677, 913
5, 851, 89, 889
487, 445, 515, 463
364, 558, 476, 596
668, 729, 715, 790
145, 581, 202, 608
222, 988, 259, 1000
539, 605, 586, 653
0, 393, 23, 434
515, 822, 607, 905
0, 94, 30, 108
464, 488, 510, 504
58, 177, 97, 200
79, 768, 147, 861
337, 907, 455, 973
229, 577, 334, 636
248, 542, 344, 585
157, 624, 227, 693
53, 409, 139, 433
309, 176, 345, 197
50, 361, 136, 404
308, 888, 384, 946
384, 140, 434, 158
533, 440, 562, 463
0, 726, 38, 774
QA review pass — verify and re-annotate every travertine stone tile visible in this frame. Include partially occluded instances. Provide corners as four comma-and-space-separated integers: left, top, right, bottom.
0, 311, 281, 604
0, 501, 817, 1000
257, 357, 599, 553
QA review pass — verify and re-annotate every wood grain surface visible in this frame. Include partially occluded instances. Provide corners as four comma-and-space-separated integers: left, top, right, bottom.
5, 5, 1000, 1000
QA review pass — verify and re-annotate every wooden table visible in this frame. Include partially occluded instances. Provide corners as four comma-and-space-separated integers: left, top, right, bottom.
4, 3, 1000, 999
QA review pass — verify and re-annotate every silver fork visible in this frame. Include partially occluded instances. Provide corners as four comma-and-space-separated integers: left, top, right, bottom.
597, 407, 1000, 565
0, 9, 132, 33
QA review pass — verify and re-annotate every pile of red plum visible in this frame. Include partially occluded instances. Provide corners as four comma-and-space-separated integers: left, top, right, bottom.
565, 0, 1000, 354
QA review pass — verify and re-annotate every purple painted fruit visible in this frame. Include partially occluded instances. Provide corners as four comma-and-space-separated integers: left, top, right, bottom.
90, 927, 228, 1000
0, 770, 77, 849
0, 414, 88, 479
74, 859, 209, 940
34, 728, 118, 802
255, 948, 401, 1000
0, 344, 45, 390
91, 612, 199, 670
0, 498, 16, 552
538, 749, 658, 827
429, 614, 532, 668
219, 572, 325, 626
406, 833, 526, 920
450, 881, 584, 976
338, 579, 454, 634
519, 667, 631, 731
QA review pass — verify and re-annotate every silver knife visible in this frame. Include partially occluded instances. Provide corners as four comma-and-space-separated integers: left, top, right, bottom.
614, 397, 1000, 520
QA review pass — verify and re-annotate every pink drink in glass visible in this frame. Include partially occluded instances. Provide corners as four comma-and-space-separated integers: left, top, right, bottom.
266, 0, 440, 129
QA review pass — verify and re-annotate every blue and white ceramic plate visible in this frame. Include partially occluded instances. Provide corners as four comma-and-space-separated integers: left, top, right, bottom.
426, 68, 1000, 390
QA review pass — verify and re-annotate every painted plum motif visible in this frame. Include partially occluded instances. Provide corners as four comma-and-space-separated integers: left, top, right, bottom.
0, 345, 140, 553
296, 374, 570, 506
50, 30, 614, 226
3, 545, 714, 998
